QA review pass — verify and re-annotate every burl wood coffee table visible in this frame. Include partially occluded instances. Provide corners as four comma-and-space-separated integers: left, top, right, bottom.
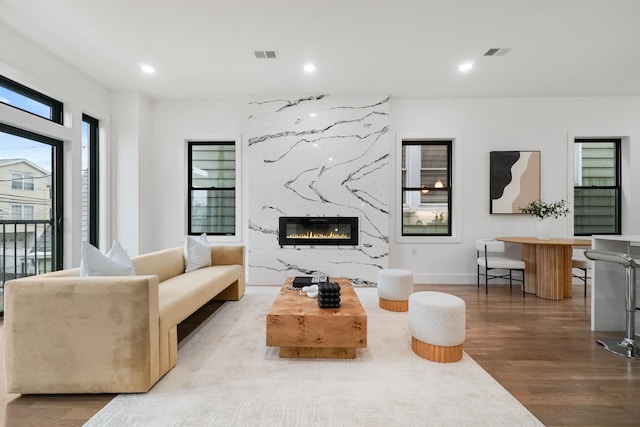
266, 277, 367, 359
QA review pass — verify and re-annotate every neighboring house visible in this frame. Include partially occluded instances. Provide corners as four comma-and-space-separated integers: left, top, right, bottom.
0, 158, 52, 278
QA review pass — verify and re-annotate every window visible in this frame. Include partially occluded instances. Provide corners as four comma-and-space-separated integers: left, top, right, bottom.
187, 141, 237, 236
401, 140, 452, 236
0, 75, 63, 124
11, 204, 34, 220
11, 171, 35, 190
81, 114, 99, 245
0, 122, 64, 274
573, 138, 621, 235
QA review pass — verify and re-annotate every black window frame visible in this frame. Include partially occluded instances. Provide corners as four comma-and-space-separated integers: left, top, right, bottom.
82, 114, 99, 246
573, 138, 621, 236
401, 139, 453, 237
187, 141, 237, 236
0, 75, 63, 124
0, 122, 64, 271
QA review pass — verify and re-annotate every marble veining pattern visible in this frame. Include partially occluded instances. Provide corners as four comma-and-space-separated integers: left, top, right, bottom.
247, 95, 390, 285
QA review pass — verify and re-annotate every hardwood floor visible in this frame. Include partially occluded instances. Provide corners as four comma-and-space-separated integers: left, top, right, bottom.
1, 284, 639, 426
420, 283, 640, 427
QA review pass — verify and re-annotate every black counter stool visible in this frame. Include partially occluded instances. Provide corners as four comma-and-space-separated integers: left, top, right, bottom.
584, 249, 640, 360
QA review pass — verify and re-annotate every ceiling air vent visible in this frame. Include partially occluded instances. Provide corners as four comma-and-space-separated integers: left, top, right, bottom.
254, 50, 278, 59
484, 48, 511, 56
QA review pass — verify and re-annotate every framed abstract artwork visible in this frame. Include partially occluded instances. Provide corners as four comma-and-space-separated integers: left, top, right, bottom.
489, 151, 540, 214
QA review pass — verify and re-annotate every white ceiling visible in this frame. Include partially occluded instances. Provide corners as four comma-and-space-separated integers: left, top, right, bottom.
1, 0, 639, 100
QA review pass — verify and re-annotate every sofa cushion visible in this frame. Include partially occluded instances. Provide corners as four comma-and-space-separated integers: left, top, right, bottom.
80, 240, 135, 277
183, 233, 211, 273
158, 264, 243, 328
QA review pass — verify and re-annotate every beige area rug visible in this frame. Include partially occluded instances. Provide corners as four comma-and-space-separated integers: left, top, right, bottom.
84, 286, 543, 427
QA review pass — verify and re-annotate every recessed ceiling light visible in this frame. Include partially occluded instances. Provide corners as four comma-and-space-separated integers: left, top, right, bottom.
140, 63, 156, 74
458, 61, 474, 72
309, 112, 317, 117
304, 63, 316, 73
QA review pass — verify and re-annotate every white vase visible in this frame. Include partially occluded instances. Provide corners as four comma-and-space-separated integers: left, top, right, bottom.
535, 217, 551, 240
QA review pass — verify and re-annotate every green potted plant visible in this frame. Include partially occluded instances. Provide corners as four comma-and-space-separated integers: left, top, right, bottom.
519, 199, 569, 239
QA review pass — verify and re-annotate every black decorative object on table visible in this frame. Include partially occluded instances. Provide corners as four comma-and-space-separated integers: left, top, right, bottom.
292, 276, 313, 288
318, 282, 341, 308
292, 275, 329, 288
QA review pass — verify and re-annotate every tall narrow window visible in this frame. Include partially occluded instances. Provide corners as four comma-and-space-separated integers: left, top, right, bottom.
81, 114, 99, 246
187, 141, 236, 236
0, 122, 64, 280
0, 86, 64, 317
401, 140, 452, 236
0, 75, 63, 124
573, 138, 621, 235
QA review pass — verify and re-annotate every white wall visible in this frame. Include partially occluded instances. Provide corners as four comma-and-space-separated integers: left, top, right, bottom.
151, 99, 246, 250
111, 91, 157, 256
3, 23, 640, 282
389, 97, 640, 283
0, 23, 111, 267
149, 96, 640, 286
246, 95, 390, 285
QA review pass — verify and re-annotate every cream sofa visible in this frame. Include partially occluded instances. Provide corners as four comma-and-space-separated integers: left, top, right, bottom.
4, 245, 244, 394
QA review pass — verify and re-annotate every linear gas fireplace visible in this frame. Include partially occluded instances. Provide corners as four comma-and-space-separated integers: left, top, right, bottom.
279, 216, 359, 246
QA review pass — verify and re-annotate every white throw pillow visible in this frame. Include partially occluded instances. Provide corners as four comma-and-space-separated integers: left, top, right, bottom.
80, 240, 136, 277
184, 233, 211, 273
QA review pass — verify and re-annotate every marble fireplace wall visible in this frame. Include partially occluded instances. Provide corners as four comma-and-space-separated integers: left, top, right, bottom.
247, 95, 390, 285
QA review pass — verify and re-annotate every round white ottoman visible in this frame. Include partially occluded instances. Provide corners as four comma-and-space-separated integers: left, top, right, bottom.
377, 268, 414, 312
408, 291, 465, 363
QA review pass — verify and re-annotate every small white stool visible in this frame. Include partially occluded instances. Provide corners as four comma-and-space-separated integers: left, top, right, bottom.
409, 291, 465, 363
377, 268, 414, 312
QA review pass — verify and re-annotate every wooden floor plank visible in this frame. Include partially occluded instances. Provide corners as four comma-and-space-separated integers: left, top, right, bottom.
0, 284, 638, 426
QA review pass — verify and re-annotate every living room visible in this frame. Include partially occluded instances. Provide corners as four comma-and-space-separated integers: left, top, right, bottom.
1, 1, 640, 426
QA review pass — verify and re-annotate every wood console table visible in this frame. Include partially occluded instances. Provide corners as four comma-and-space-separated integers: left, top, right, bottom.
496, 237, 591, 300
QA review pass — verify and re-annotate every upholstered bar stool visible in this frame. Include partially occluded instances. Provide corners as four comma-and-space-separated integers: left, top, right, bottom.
409, 291, 465, 363
377, 268, 414, 312
584, 249, 640, 360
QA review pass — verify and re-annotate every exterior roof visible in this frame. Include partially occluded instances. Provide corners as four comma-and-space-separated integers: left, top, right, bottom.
0, 158, 50, 175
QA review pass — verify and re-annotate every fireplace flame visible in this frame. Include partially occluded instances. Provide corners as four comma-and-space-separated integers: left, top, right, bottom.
287, 231, 350, 239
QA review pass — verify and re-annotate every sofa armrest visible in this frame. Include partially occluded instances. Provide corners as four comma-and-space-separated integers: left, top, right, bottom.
5, 275, 160, 394
211, 245, 244, 267
210, 246, 245, 300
